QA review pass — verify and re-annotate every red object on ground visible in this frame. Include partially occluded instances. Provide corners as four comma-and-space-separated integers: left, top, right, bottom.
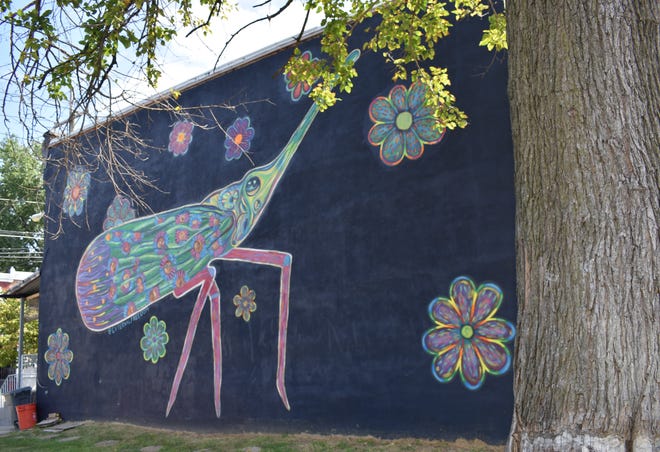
16, 403, 37, 430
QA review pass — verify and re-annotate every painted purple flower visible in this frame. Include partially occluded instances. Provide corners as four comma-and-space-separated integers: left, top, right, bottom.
103, 195, 136, 230
44, 328, 74, 386
368, 82, 445, 166
168, 121, 194, 156
63, 166, 91, 217
224, 117, 255, 161
422, 276, 515, 390
233, 285, 257, 322
283, 50, 318, 101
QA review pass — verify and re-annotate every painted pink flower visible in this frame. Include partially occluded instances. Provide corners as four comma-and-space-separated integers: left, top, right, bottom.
168, 121, 194, 156
191, 234, 206, 261
175, 229, 189, 244
154, 231, 168, 253
175, 270, 188, 289
224, 117, 255, 161
368, 82, 445, 166
422, 276, 515, 390
211, 241, 225, 257
160, 254, 176, 280
175, 212, 189, 225
283, 50, 318, 101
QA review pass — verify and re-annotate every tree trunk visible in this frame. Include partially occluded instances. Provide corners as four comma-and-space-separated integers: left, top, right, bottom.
507, 2, 659, 450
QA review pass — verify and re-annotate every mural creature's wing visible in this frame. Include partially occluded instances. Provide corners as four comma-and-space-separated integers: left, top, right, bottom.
76, 205, 234, 331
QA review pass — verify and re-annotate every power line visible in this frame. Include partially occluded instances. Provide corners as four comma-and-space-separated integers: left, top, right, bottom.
0, 197, 43, 205
0, 230, 44, 240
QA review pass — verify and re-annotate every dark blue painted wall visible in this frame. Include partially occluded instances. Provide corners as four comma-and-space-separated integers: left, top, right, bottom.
39, 16, 515, 441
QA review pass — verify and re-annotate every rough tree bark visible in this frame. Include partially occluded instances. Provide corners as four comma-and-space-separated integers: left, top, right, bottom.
507, 2, 659, 451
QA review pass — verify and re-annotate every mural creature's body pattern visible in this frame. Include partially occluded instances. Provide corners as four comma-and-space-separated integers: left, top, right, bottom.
75, 50, 361, 418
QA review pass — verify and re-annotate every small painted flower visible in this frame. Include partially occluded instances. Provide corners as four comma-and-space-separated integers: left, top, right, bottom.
140, 316, 169, 364
120, 269, 133, 294
422, 276, 516, 390
175, 229, 189, 244
160, 254, 177, 280
175, 270, 189, 289
233, 285, 257, 322
149, 286, 161, 302
191, 234, 206, 261
103, 195, 136, 230
107, 257, 119, 275
368, 82, 445, 166
44, 328, 74, 386
121, 241, 132, 255
283, 50, 318, 101
189, 214, 203, 229
135, 275, 145, 294
154, 231, 169, 253
108, 283, 117, 301
175, 212, 190, 225
168, 121, 194, 156
224, 117, 255, 161
124, 301, 137, 317
220, 190, 238, 210
211, 241, 225, 257
63, 166, 91, 217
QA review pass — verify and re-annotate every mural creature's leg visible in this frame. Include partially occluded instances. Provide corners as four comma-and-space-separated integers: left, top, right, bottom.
209, 284, 222, 417
166, 266, 221, 417
222, 248, 292, 410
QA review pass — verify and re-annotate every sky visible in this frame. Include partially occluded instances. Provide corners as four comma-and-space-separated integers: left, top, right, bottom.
0, 0, 323, 144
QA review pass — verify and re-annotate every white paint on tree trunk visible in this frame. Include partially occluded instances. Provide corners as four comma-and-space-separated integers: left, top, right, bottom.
518, 432, 656, 452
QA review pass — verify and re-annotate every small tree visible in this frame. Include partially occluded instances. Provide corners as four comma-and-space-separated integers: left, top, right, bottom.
0, 137, 44, 271
0, 298, 38, 368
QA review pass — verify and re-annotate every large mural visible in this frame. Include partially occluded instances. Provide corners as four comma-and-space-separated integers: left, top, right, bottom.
39, 18, 515, 442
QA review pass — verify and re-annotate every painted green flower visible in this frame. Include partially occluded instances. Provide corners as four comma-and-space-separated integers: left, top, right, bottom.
233, 285, 257, 322
140, 316, 169, 364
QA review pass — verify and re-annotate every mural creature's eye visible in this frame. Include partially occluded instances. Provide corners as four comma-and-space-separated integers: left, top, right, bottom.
245, 177, 261, 196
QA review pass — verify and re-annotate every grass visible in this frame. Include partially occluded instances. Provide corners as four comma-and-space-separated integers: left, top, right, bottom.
0, 421, 505, 451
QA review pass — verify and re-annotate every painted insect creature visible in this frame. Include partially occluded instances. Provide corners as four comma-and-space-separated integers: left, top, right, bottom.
76, 49, 361, 417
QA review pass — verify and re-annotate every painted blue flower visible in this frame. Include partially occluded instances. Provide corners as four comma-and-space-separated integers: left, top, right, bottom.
44, 328, 74, 386
63, 166, 91, 217
368, 83, 445, 166
103, 195, 136, 230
